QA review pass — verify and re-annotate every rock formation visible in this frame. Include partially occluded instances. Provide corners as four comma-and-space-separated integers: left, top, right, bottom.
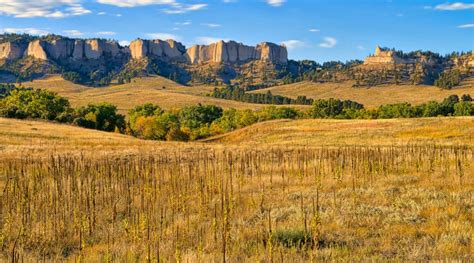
130, 39, 186, 60
257, 42, 288, 64
364, 46, 406, 65
26, 40, 48, 60
0, 42, 26, 60
185, 40, 287, 64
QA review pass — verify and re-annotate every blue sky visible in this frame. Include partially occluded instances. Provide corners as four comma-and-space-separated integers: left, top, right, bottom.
0, 0, 473, 62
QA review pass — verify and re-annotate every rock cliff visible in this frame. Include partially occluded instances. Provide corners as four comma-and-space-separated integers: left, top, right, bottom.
0, 42, 26, 60
364, 46, 406, 65
185, 40, 287, 64
26, 40, 48, 60
130, 39, 186, 60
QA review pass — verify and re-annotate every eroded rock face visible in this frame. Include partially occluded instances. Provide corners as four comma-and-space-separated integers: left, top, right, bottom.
72, 40, 85, 60
0, 42, 26, 60
364, 46, 406, 65
26, 40, 48, 60
185, 41, 287, 64
257, 42, 287, 64
130, 39, 186, 60
44, 39, 75, 60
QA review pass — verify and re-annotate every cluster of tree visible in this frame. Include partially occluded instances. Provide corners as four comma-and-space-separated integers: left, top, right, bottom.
0, 88, 125, 131
128, 103, 302, 141
210, 86, 314, 105
342, 94, 473, 119
435, 70, 462, 89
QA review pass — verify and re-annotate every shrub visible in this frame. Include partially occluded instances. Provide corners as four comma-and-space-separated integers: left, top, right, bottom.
166, 128, 189, 142
0, 88, 70, 120
454, 102, 474, 116
272, 229, 313, 248
75, 103, 125, 132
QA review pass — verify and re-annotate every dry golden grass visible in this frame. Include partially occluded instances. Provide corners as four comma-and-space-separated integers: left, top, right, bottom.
22, 75, 308, 114
250, 78, 474, 108
0, 118, 472, 261
205, 117, 474, 146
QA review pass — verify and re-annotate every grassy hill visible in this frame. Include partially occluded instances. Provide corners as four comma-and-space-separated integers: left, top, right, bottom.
250, 78, 474, 108
205, 117, 474, 146
1, 117, 472, 157
21, 75, 306, 114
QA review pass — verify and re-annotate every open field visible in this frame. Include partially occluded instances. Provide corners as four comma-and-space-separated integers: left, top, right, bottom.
0, 118, 473, 261
21, 75, 309, 114
250, 79, 474, 108
205, 117, 474, 146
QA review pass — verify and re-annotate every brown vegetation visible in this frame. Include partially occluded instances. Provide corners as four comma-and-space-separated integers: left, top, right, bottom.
0, 117, 473, 261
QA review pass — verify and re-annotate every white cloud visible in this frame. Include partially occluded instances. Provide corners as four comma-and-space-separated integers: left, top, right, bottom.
195, 37, 229, 45
319, 37, 337, 48
267, 0, 285, 7
175, 21, 192, 26
145, 32, 180, 40
0, 1, 91, 18
281, 40, 304, 50
309, 28, 320, 32
162, 3, 207, 14
435, 2, 474, 10
96, 31, 116, 36
357, 45, 365, 50
1, 27, 49, 36
119, 40, 131, 46
97, 11, 107, 15
97, 0, 176, 8
458, 23, 474, 28
63, 29, 84, 37
201, 23, 221, 28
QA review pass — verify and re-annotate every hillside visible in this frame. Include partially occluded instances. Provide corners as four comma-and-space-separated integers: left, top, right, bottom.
250, 78, 474, 108
21, 75, 305, 114
204, 117, 474, 146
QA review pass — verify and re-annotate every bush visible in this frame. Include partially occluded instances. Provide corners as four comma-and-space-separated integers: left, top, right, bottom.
272, 229, 313, 248
0, 88, 70, 120
166, 128, 189, 142
75, 103, 125, 132
454, 102, 474, 116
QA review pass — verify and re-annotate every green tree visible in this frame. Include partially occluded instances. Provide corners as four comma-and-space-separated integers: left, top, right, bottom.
454, 102, 474, 116
0, 88, 70, 120
74, 103, 125, 132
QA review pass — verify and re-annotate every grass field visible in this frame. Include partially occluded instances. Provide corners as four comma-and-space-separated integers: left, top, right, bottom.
250, 78, 474, 108
0, 117, 473, 261
205, 117, 474, 146
21, 75, 308, 114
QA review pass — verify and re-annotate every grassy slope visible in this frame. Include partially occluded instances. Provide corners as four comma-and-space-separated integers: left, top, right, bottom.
250, 78, 474, 108
1, 117, 472, 157
204, 117, 474, 146
21, 75, 309, 114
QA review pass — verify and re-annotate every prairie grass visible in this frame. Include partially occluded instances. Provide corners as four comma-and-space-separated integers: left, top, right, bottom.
0, 117, 473, 261
250, 78, 474, 108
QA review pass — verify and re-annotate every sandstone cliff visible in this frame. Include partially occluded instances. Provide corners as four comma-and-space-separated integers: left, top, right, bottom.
26, 40, 48, 60
130, 39, 186, 60
185, 40, 287, 64
0, 42, 26, 60
364, 46, 406, 65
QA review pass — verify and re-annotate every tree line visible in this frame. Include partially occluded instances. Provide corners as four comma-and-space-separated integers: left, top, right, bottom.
0, 88, 472, 142
210, 86, 314, 105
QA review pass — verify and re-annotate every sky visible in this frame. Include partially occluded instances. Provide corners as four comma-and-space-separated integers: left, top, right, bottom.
0, 0, 473, 62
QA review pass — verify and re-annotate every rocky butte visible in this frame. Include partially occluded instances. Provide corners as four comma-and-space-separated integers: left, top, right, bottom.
185, 40, 288, 64
0, 36, 288, 66
0, 37, 127, 61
